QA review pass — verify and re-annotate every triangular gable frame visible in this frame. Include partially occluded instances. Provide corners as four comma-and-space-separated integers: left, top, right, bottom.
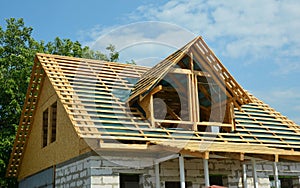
128, 36, 252, 108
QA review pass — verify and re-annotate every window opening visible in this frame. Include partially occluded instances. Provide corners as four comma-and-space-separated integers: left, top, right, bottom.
120, 174, 140, 188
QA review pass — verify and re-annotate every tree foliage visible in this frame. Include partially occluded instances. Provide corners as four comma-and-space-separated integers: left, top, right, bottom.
0, 18, 119, 187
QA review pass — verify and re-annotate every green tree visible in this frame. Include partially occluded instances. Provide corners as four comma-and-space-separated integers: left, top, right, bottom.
0, 18, 119, 187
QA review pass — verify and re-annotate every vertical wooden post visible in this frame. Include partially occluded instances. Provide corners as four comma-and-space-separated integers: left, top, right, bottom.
242, 163, 248, 188
251, 159, 258, 188
188, 74, 194, 123
194, 74, 199, 128
203, 158, 210, 187
273, 162, 279, 188
155, 163, 160, 188
230, 101, 236, 132
149, 95, 155, 127
179, 155, 186, 188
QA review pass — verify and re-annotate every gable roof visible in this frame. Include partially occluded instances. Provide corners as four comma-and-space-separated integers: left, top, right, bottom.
129, 36, 252, 107
7, 37, 300, 178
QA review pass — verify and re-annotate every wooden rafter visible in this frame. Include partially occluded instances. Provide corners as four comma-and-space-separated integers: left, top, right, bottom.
6, 59, 45, 177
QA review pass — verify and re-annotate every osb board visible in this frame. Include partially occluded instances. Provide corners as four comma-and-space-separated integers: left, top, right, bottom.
18, 77, 90, 180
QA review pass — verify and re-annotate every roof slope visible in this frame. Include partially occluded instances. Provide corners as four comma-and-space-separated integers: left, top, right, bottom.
7, 40, 300, 177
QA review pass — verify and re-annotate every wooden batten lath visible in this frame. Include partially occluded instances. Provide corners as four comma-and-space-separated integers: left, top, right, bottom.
188, 37, 251, 106
36, 53, 152, 140
151, 140, 300, 162
6, 59, 45, 177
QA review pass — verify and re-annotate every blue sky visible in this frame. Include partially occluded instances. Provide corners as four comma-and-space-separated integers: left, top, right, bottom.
1, 0, 300, 124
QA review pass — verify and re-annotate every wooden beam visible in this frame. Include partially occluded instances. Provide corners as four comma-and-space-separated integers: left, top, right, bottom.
198, 83, 213, 102
169, 67, 192, 74
246, 154, 277, 162
180, 149, 208, 159
279, 155, 300, 162
166, 105, 181, 120
214, 152, 245, 161
150, 85, 163, 95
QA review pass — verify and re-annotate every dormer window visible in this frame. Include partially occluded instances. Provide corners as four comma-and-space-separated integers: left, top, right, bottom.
136, 61, 235, 132
129, 37, 250, 132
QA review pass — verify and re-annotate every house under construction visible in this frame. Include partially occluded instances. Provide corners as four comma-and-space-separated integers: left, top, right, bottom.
6, 36, 300, 188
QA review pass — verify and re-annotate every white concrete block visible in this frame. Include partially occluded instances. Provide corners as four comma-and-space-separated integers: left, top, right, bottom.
91, 176, 102, 184
102, 176, 119, 184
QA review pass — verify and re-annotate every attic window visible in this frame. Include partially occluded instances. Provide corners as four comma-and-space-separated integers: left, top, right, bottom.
42, 102, 57, 147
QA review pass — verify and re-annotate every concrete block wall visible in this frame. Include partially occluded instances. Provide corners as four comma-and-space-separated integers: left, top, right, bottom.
159, 158, 300, 188
18, 151, 300, 188
55, 155, 156, 188
55, 157, 92, 187
244, 162, 300, 188
54, 153, 300, 188
159, 158, 243, 188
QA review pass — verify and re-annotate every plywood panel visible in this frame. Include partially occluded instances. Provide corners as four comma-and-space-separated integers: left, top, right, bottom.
18, 77, 90, 180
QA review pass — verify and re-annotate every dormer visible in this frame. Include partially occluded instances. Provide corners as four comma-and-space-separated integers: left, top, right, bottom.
128, 36, 252, 132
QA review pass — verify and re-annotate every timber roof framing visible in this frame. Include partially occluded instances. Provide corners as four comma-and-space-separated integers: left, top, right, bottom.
6, 58, 45, 177
6, 36, 300, 178
128, 36, 252, 107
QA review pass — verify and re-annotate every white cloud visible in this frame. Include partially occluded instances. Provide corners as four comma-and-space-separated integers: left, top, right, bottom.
82, 22, 196, 66
131, 0, 300, 71
77, 0, 300, 123
254, 88, 300, 124
79, 0, 300, 70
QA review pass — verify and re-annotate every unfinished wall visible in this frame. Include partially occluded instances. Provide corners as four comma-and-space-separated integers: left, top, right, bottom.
19, 167, 53, 188
20, 148, 300, 188
160, 158, 300, 188
159, 158, 243, 188
18, 76, 87, 180
55, 153, 156, 188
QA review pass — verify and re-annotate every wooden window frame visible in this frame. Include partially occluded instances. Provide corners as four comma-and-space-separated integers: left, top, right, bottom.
42, 101, 57, 148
